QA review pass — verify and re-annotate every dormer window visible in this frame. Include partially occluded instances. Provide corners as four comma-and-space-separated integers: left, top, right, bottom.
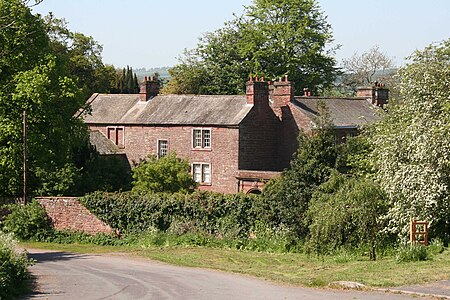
192, 129, 211, 149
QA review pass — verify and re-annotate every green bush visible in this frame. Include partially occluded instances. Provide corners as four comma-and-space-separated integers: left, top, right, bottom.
305, 173, 387, 260
1, 201, 52, 240
132, 153, 196, 194
0, 231, 33, 299
396, 244, 430, 262
428, 238, 445, 255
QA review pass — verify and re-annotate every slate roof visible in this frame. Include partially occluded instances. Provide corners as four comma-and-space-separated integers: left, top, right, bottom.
89, 130, 122, 155
83, 93, 252, 126
292, 96, 380, 128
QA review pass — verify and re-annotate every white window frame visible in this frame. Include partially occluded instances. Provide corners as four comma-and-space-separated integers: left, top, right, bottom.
192, 163, 211, 185
157, 139, 169, 158
192, 128, 212, 150
106, 126, 125, 147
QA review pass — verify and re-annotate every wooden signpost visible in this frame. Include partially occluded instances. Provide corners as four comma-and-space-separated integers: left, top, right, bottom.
410, 220, 429, 246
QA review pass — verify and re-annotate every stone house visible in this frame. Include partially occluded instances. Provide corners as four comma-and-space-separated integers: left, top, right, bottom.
82, 76, 386, 194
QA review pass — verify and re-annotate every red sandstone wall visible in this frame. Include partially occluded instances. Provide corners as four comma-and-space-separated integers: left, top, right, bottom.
36, 197, 113, 235
89, 125, 240, 194
239, 105, 281, 171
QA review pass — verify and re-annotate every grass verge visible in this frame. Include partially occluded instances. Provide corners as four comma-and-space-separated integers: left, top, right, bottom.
20, 241, 450, 288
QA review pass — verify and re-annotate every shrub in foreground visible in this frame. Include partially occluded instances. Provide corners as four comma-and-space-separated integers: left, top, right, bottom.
305, 173, 387, 260
0, 201, 52, 240
396, 244, 430, 262
0, 231, 33, 299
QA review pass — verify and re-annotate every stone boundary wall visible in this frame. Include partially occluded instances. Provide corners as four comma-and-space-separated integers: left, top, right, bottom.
36, 197, 113, 235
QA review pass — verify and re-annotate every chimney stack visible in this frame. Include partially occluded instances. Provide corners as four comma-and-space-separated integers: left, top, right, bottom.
270, 75, 294, 119
357, 82, 389, 107
246, 76, 269, 107
139, 76, 160, 102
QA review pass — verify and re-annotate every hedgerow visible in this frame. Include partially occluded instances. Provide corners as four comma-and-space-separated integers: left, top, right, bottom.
80, 191, 264, 239
78, 190, 302, 253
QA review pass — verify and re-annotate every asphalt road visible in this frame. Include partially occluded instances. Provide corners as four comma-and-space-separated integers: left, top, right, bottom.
23, 249, 436, 300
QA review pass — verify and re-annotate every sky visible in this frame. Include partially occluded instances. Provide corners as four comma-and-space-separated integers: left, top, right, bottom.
32, 0, 450, 69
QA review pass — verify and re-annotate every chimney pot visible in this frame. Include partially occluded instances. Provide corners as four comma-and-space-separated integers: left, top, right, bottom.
270, 75, 293, 119
246, 78, 269, 107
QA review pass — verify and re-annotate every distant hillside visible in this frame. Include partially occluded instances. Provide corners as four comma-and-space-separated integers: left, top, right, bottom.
134, 67, 171, 80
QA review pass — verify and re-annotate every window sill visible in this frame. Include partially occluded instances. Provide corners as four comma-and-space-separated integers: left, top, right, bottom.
191, 148, 212, 152
197, 182, 212, 186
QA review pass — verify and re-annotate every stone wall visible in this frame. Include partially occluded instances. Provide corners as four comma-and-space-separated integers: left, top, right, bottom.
36, 197, 113, 235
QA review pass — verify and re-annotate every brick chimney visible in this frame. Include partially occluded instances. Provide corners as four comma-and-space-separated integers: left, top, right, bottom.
357, 82, 389, 107
270, 75, 293, 118
139, 76, 160, 102
246, 76, 269, 107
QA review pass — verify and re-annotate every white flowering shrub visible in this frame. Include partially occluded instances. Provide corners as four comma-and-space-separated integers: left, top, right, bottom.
0, 231, 33, 298
370, 39, 450, 240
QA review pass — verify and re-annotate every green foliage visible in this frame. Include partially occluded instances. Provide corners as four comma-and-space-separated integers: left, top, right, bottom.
336, 134, 375, 177
428, 239, 445, 255
0, 5, 123, 197
369, 39, 450, 240
132, 153, 196, 194
41, 230, 124, 246
79, 189, 304, 253
73, 142, 132, 194
164, 0, 338, 95
0, 2, 93, 197
0, 231, 33, 299
262, 127, 338, 236
396, 244, 430, 263
0, 0, 50, 83
34, 163, 81, 196
0, 201, 52, 240
112, 65, 139, 94
43, 14, 117, 99
305, 172, 387, 259
80, 191, 263, 238
162, 50, 210, 94
12, 56, 87, 196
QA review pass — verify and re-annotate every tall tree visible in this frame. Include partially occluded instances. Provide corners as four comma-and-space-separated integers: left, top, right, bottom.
369, 39, 450, 240
262, 102, 337, 236
112, 66, 139, 94
43, 14, 117, 99
0, 0, 87, 196
0, 0, 49, 84
163, 0, 338, 95
342, 45, 396, 90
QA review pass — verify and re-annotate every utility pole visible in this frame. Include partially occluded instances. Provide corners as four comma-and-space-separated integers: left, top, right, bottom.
23, 110, 27, 205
